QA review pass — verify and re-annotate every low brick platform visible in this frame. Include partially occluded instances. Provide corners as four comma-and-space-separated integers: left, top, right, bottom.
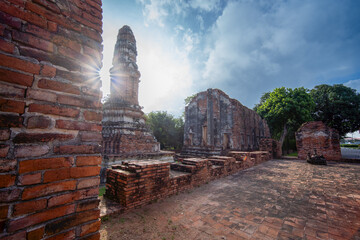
105, 151, 270, 209
100, 160, 360, 240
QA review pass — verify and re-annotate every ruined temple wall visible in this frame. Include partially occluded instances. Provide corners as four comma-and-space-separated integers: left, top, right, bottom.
296, 121, 341, 161
106, 152, 270, 209
0, 1, 103, 239
183, 89, 271, 155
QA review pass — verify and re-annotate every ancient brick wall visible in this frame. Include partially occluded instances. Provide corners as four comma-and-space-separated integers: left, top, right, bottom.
296, 121, 341, 161
182, 89, 271, 156
0, 0, 103, 239
259, 138, 282, 159
106, 151, 270, 209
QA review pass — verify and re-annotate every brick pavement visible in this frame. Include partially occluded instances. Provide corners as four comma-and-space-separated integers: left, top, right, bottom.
100, 160, 360, 240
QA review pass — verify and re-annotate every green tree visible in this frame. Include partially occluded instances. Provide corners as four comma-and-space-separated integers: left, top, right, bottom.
310, 84, 360, 137
255, 87, 315, 149
146, 111, 184, 151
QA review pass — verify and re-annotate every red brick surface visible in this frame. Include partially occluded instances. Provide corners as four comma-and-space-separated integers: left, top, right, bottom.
0, 0, 103, 239
296, 121, 342, 161
106, 151, 271, 209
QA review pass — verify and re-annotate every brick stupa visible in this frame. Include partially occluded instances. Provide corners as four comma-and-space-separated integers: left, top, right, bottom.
102, 26, 171, 180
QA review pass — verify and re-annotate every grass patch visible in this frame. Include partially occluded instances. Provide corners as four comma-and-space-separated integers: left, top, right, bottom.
99, 186, 106, 197
286, 152, 298, 157
341, 144, 359, 149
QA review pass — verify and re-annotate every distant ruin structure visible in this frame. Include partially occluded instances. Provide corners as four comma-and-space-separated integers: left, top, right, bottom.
181, 89, 271, 156
102, 26, 170, 177
296, 121, 341, 161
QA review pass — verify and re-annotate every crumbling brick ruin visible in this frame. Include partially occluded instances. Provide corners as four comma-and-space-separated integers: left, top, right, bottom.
0, 0, 103, 239
182, 89, 271, 156
106, 151, 271, 209
296, 121, 341, 161
102, 26, 171, 179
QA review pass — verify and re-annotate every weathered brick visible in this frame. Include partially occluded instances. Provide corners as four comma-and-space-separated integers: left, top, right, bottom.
0, 188, 21, 202
0, 38, 15, 53
47, 21, 57, 32
0, 174, 16, 188
22, 180, 77, 200
80, 131, 102, 142
0, 205, 9, 218
77, 177, 100, 189
0, 53, 41, 74
70, 166, 100, 179
0, 159, 16, 173
54, 144, 101, 155
0, 144, 10, 158
40, 64, 56, 77
19, 172, 42, 185
0, 68, 34, 87
15, 145, 49, 158
0, 129, 10, 140
26, 88, 57, 102
45, 208, 99, 235
27, 227, 44, 240
0, 82, 25, 99
38, 78, 80, 95
33, 0, 61, 14
0, 11, 21, 29
58, 45, 83, 60
13, 199, 47, 216
80, 219, 100, 236
13, 132, 74, 143
0, 114, 23, 127
43, 168, 71, 183
0, 98, 25, 114
8, 204, 75, 232
13, 30, 54, 52
82, 26, 102, 42
57, 94, 86, 107
48, 192, 78, 208
56, 69, 84, 82
19, 46, 81, 71
19, 157, 73, 174
1, 231, 26, 240
26, 115, 52, 129
76, 156, 101, 166
25, 23, 52, 40
46, 230, 75, 240
28, 103, 80, 118
81, 232, 100, 240
52, 35, 81, 52
56, 120, 101, 131
84, 110, 102, 122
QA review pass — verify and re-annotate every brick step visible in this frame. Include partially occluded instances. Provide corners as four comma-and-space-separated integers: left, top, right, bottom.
169, 169, 191, 179
170, 162, 196, 173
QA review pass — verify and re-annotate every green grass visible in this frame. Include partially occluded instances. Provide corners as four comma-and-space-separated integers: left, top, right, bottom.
99, 186, 106, 197
286, 152, 298, 157
341, 144, 359, 149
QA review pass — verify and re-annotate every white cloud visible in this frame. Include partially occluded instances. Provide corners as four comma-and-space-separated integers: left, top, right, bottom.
190, 0, 221, 12
201, 0, 360, 108
344, 79, 360, 93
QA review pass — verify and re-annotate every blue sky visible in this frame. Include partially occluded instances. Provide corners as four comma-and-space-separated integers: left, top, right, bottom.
100, 0, 360, 119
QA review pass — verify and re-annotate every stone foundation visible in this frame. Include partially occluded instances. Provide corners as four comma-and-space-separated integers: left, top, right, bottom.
295, 121, 341, 161
105, 151, 271, 209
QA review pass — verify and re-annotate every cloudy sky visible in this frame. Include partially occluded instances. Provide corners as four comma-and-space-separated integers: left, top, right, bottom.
100, 0, 360, 118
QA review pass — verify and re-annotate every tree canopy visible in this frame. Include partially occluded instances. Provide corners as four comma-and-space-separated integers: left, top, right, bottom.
255, 87, 315, 148
146, 111, 184, 151
310, 84, 360, 137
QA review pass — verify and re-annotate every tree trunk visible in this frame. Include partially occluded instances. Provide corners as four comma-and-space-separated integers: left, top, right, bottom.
279, 123, 288, 150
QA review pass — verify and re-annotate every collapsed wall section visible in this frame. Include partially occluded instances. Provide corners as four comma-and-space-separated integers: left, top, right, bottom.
0, 0, 103, 239
295, 121, 341, 161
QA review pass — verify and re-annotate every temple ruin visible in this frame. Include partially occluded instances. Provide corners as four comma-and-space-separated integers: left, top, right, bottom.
102, 26, 171, 179
182, 89, 272, 156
